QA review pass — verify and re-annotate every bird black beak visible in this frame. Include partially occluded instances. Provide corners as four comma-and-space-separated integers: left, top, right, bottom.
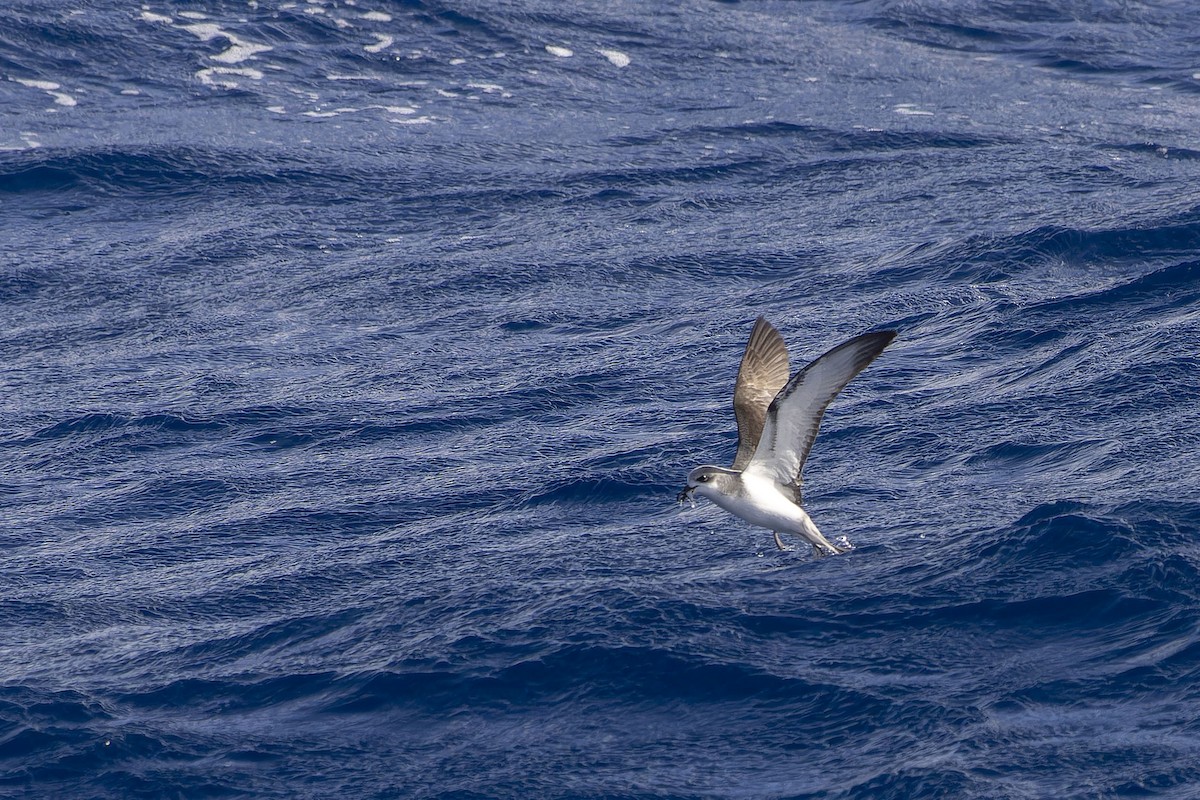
677, 486, 694, 503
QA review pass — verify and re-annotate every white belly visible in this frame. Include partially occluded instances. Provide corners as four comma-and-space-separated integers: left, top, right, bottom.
710, 473, 815, 535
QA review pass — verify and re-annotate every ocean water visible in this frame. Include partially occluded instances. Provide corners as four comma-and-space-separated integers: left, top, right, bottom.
4, 1, 1200, 797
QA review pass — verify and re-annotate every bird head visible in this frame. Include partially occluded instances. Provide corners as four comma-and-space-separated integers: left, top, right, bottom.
677, 466, 737, 503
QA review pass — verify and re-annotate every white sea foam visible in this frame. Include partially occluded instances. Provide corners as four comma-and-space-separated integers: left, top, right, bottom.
364, 34, 393, 53
212, 39, 274, 64
545, 45, 573, 58
0, 131, 41, 151
120, 88, 141, 95
13, 78, 77, 107
140, 10, 172, 23
182, 22, 272, 64
178, 11, 207, 19
214, 41, 273, 63
196, 66, 264, 88
597, 48, 630, 68
15, 78, 59, 91
361, 11, 391, 21
366, 104, 417, 114
184, 23, 231, 40
893, 104, 934, 116
463, 82, 511, 98
300, 107, 362, 118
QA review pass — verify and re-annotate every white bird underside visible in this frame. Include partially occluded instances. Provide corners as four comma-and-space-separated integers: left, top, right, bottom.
681, 317, 897, 555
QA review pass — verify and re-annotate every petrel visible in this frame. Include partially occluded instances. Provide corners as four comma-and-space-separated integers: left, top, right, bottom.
678, 318, 896, 556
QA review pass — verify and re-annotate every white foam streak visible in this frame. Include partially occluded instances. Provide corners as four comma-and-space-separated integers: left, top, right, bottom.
182, 22, 272, 64
364, 34, 393, 53
13, 77, 77, 107
15, 78, 59, 91
213, 40, 274, 64
0, 131, 41, 151
597, 48, 630, 68
196, 66, 265, 88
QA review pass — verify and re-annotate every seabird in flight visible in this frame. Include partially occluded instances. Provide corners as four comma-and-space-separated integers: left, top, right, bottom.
678, 318, 897, 556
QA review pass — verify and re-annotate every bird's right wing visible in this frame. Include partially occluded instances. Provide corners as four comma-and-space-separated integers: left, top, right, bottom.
731, 317, 791, 470
745, 330, 897, 489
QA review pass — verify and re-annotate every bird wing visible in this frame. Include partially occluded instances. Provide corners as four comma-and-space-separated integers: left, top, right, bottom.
744, 330, 897, 493
731, 317, 791, 470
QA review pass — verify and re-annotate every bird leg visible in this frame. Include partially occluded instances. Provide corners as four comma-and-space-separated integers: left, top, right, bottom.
773, 531, 793, 551
812, 542, 847, 557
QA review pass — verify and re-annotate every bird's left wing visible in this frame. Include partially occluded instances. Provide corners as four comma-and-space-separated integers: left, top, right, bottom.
744, 330, 896, 491
731, 317, 791, 470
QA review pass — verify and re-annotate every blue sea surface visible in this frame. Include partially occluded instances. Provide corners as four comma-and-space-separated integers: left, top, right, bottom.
4, 1, 1200, 797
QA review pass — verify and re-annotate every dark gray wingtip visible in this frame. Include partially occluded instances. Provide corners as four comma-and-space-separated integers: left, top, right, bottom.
834, 327, 897, 359
842, 329, 898, 366
875, 329, 899, 344
862, 329, 898, 355
861, 329, 898, 345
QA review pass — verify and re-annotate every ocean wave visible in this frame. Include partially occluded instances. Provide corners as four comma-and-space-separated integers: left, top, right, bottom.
5, 0, 1200, 797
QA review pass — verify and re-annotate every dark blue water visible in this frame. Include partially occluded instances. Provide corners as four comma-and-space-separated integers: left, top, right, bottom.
4, 1, 1200, 797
